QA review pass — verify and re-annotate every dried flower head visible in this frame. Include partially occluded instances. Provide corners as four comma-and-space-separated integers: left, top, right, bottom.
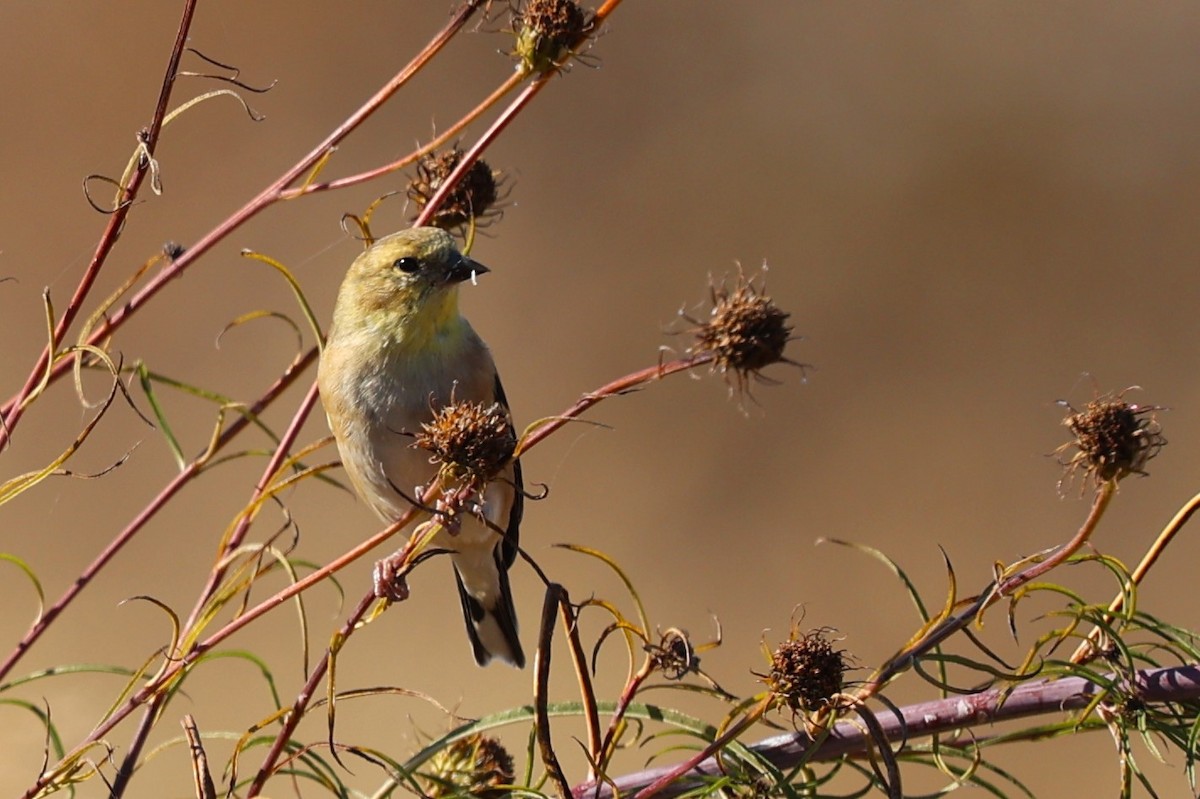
408, 146, 502, 232
648, 627, 699, 681
1055, 389, 1165, 492
512, 0, 594, 74
758, 627, 847, 715
684, 269, 801, 395
424, 734, 515, 799
416, 400, 516, 485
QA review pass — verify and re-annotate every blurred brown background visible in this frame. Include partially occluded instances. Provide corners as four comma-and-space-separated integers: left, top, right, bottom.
2, 2, 1199, 796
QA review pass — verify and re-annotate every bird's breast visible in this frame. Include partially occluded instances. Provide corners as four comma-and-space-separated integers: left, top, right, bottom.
323, 325, 498, 523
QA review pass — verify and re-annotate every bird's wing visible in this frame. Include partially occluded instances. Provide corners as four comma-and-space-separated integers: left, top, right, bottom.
493, 371, 522, 570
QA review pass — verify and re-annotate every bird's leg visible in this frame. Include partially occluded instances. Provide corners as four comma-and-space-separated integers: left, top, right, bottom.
372, 519, 436, 601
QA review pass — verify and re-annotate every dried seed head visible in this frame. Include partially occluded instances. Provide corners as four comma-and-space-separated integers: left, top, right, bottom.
512, 0, 594, 74
416, 400, 516, 485
649, 628, 699, 681
424, 734, 515, 799
686, 269, 799, 394
761, 628, 846, 714
725, 774, 780, 799
1055, 391, 1165, 492
408, 146, 502, 232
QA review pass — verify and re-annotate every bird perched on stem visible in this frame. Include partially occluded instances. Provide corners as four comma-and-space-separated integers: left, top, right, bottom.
318, 226, 524, 667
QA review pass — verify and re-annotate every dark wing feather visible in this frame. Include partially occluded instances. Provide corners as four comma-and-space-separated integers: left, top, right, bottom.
454, 569, 490, 665
493, 372, 522, 570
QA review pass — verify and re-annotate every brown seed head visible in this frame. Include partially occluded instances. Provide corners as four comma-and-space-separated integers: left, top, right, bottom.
424, 734, 515, 799
1056, 391, 1165, 491
416, 400, 516, 485
512, 0, 594, 74
688, 271, 797, 393
408, 146, 501, 232
762, 628, 846, 713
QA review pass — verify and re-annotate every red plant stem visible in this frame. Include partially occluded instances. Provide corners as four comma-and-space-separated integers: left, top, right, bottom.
107, 374, 322, 799
0, 0, 485, 441
248, 481, 506, 792
414, 76, 550, 228
633, 698, 771, 799
181, 375, 321, 634
0, 0, 197, 449
20, 509, 422, 799
994, 479, 1115, 593
855, 479, 1115, 703
518, 354, 713, 456
0, 348, 315, 685
246, 590, 377, 796
597, 660, 654, 774
109, 695, 159, 799
288, 68, 528, 198
594, 0, 624, 22
1071, 488, 1200, 664
287, 0, 640, 199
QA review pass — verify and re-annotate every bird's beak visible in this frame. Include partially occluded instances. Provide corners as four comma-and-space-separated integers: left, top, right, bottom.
446, 254, 489, 285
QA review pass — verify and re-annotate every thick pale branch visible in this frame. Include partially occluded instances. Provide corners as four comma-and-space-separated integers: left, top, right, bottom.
574, 664, 1200, 799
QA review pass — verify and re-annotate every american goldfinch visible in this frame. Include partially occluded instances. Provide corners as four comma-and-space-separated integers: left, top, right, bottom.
318, 226, 524, 667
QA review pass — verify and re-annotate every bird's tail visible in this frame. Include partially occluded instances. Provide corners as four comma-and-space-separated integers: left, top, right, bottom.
453, 551, 525, 668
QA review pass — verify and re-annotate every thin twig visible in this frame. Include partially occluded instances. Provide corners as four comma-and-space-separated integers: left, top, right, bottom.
0, 0, 198, 448
0, 0, 486, 440
854, 480, 1116, 703
0, 348, 315, 684
518, 355, 713, 456
182, 378, 321, 633
245, 591, 376, 796
1071, 488, 1200, 664
414, 76, 550, 228
287, 69, 527, 199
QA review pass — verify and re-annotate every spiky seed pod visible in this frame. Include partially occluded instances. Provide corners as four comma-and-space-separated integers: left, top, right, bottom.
423, 734, 515, 799
416, 400, 516, 485
762, 628, 846, 713
687, 271, 798, 393
407, 147, 501, 232
513, 0, 594, 74
1056, 392, 1165, 491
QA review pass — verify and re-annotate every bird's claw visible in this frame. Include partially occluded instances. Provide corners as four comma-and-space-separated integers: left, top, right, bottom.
373, 555, 410, 602
434, 500, 463, 537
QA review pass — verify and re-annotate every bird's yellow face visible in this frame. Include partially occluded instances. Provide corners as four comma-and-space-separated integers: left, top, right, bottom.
330, 226, 489, 349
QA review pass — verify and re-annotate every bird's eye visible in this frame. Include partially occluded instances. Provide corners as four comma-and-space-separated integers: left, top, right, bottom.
392, 256, 421, 273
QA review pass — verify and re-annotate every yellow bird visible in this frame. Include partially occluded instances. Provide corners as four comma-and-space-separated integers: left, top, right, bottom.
318, 227, 524, 667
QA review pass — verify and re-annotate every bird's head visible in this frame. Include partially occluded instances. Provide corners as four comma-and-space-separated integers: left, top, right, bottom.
330, 226, 489, 343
